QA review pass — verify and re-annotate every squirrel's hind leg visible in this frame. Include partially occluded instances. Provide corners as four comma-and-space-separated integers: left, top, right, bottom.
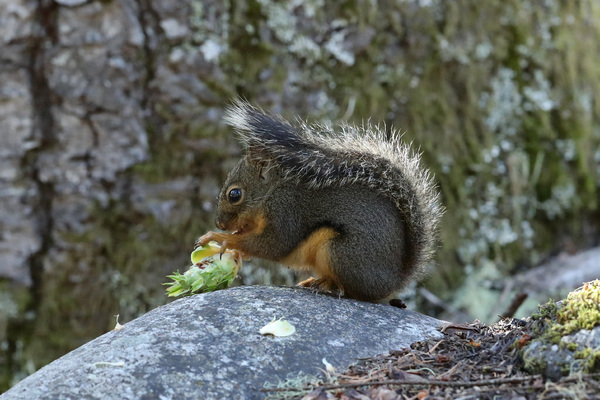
278, 227, 342, 295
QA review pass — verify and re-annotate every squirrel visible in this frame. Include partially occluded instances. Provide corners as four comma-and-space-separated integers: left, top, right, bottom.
195, 100, 444, 302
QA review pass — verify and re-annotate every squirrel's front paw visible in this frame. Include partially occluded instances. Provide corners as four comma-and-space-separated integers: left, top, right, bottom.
194, 232, 217, 249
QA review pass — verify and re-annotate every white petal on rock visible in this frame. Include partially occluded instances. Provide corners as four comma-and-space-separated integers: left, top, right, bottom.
259, 317, 296, 337
113, 314, 125, 331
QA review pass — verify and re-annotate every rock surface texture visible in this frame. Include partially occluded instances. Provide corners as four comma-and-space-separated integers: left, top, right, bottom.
0, 286, 444, 400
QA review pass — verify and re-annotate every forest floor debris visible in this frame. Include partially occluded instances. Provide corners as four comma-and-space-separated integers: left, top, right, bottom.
263, 313, 600, 399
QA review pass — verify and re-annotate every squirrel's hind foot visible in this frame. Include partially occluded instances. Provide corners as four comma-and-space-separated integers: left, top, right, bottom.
297, 276, 343, 297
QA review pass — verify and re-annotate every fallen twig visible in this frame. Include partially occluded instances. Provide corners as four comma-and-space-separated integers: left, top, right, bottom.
261, 375, 542, 392
499, 292, 528, 319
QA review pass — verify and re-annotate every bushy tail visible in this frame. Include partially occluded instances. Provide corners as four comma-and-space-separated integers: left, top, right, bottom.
224, 100, 444, 270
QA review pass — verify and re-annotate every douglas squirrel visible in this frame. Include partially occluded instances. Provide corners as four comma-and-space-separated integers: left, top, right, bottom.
196, 101, 444, 302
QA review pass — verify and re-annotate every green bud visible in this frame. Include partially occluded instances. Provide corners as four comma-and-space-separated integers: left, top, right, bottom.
165, 244, 241, 297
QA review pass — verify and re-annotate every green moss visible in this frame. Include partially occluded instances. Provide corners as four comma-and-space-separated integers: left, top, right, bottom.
574, 347, 600, 373
566, 341, 578, 352
530, 282, 600, 344
552, 280, 600, 336
522, 348, 547, 375
0, 281, 32, 391
523, 281, 600, 377
532, 299, 558, 321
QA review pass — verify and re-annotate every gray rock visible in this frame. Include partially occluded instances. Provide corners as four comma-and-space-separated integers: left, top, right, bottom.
0, 286, 444, 400
522, 326, 600, 380
513, 247, 600, 295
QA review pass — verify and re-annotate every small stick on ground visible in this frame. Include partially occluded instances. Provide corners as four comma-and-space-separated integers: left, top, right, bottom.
499, 292, 528, 320
260, 375, 542, 393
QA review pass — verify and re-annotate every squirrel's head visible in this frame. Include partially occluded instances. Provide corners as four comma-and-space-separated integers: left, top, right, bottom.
214, 154, 278, 234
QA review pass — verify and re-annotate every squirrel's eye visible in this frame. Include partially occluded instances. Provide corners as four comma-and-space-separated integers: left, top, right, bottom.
228, 188, 243, 204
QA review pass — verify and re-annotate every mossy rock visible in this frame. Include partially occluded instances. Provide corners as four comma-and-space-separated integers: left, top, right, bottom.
522, 280, 600, 380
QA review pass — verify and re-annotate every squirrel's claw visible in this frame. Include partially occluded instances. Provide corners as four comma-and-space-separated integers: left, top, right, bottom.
297, 276, 319, 288
219, 241, 229, 259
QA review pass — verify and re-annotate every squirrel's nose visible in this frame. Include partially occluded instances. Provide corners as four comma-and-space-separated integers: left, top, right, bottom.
216, 219, 226, 230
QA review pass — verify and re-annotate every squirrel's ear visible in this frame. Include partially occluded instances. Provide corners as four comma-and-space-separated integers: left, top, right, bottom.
256, 159, 275, 181
245, 149, 275, 182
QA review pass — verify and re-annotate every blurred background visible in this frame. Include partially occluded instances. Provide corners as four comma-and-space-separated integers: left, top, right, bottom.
1, 0, 599, 391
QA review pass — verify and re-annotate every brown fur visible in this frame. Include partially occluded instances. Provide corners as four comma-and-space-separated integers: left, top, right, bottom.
280, 227, 339, 291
